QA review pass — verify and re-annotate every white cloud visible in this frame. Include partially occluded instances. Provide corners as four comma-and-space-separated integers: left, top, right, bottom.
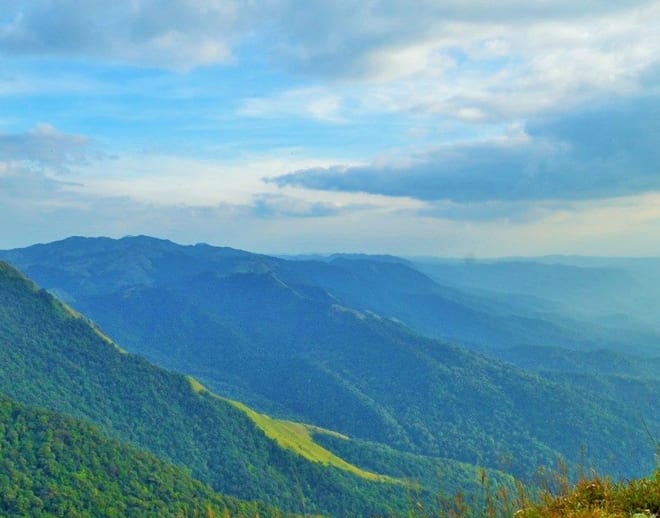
3, 1, 658, 122
66, 152, 357, 206
239, 87, 346, 122
261, 1, 660, 122
0, 123, 95, 170
3, 140, 660, 256
0, 0, 246, 69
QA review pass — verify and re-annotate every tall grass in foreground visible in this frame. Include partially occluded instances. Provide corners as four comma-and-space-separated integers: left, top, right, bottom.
405, 460, 660, 518
175, 462, 659, 517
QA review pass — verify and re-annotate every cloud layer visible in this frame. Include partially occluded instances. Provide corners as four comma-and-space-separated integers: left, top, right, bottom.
0, 124, 92, 167
0, 0, 246, 68
270, 96, 660, 203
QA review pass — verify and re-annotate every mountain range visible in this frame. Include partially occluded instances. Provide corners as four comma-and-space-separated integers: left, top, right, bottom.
2, 235, 657, 491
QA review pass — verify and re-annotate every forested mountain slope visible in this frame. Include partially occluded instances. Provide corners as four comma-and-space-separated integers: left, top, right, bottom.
81, 268, 658, 479
4, 235, 643, 354
0, 260, 420, 516
0, 393, 287, 517
2, 237, 657, 482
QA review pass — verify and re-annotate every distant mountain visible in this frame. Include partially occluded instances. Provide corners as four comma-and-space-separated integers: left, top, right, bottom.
281, 252, 412, 265
5, 235, 653, 355
3, 236, 657, 482
414, 258, 660, 336
273, 256, 660, 354
493, 346, 660, 380
0, 392, 286, 517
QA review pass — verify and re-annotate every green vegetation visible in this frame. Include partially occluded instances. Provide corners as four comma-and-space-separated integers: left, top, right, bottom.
0, 260, 416, 516
76, 267, 656, 479
226, 397, 395, 482
389, 462, 660, 518
311, 433, 516, 498
2, 237, 659, 516
4, 237, 655, 480
516, 467, 660, 518
495, 346, 660, 380
0, 393, 287, 517
190, 375, 395, 482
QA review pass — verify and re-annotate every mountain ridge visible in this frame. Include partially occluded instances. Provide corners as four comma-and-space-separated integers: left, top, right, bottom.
2, 258, 537, 516
0, 259, 417, 516
3, 237, 657, 482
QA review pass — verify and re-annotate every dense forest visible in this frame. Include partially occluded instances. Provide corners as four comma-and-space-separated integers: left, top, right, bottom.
1, 238, 659, 517
4, 237, 654, 480
0, 259, 477, 516
0, 393, 287, 517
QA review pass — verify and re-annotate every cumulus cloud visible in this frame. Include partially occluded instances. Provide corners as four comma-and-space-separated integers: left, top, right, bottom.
0, 0, 248, 68
268, 96, 660, 203
267, 0, 653, 78
252, 193, 371, 219
2, 1, 659, 122
228, 1, 660, 123
0, 124, 93, 168
3, 2, 660, 255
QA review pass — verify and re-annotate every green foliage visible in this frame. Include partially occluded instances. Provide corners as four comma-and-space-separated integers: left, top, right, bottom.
311, 432, 516, 499
224, 396, 394, 482
0, 393, 285, 517
3, 237, 656, 482
2, 236, 659, 515
515, 466, 660, 518
496, 346, 660, 380
77, 268, 656, 479
0, 260, 415, 516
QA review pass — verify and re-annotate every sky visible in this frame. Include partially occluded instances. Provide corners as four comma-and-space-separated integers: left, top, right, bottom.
1, 0, 660, 256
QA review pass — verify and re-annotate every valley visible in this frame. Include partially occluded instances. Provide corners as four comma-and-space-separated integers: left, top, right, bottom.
0, 237, 658, 516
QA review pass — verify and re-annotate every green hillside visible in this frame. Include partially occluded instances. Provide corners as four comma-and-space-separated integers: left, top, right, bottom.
2, 237, 656, 481
0, 392, 286, 517
0, 260, 415, 516
0, 259, 525, 516
225, 397, 394, 483
78, 268, 657, 479
187, 376, 392, 483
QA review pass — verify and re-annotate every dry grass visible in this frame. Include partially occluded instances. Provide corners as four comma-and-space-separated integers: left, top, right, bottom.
402, 459, 659, 518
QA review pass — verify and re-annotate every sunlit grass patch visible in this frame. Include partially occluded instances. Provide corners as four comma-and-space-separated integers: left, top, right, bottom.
228, 398, 396, 483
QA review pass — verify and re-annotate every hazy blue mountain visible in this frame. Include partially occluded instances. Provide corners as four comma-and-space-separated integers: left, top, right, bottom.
6, 235, 656, 357
273, 256, 660, 356
414, 258, 660, 337
3, 237, 657, 482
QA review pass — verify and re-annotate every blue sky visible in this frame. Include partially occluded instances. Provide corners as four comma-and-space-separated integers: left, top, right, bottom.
1, 0, 660, 256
